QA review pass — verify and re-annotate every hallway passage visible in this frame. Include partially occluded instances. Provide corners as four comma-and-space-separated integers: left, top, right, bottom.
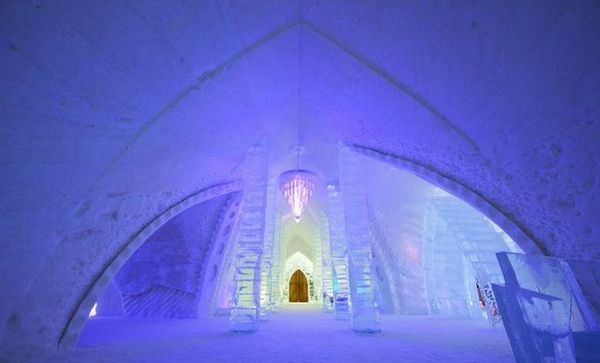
35, 306, 514, 363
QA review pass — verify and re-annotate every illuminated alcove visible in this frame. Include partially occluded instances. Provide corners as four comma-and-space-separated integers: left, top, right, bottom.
67, 149, 531, 363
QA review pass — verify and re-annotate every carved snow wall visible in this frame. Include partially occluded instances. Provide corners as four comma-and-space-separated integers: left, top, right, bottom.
94, 193, 234, 319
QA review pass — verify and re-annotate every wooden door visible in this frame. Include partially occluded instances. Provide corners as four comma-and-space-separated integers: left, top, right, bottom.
289, 270, 308, 302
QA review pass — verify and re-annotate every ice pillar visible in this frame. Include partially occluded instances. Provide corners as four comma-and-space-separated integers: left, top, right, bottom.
312, 220, 323, 304
319, 211, 334, 312
339, 146, 381, 333
326, 183, 351, 320
270, 207, 283, 309
229, 143, 269, 332
259, 182, 277, 320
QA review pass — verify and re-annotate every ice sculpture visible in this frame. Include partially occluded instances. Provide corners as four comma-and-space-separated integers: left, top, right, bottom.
326, 183, 351, 320
229, 143, 269, 332
493, 252, 599, 363
338, 146, 381, 333
567, 260, 600, 323
494, 283, 576, 363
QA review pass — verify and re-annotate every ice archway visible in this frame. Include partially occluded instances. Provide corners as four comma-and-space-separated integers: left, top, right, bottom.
1, 1, 599, 361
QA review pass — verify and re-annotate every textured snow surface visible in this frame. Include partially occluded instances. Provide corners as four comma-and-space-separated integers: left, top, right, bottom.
1, 0, 599, 353
26, 305, 515, 363
112, 193, 230, 318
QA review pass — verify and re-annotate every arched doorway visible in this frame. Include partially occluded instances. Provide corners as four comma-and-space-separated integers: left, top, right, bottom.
289, 270, 308, 303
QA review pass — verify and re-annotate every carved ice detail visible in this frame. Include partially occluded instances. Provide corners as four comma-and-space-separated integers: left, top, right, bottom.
338, 146, 381, 333
229, 143, 269, 332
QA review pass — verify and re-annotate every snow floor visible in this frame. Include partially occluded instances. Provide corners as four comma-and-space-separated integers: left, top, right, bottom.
35, 304, 515, 363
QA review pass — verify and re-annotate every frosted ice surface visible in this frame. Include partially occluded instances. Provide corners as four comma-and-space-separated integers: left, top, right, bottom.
230, 144, 269, 332
494, 252, 599, 363
497, 252, 596, 331
339, 147, 380, 333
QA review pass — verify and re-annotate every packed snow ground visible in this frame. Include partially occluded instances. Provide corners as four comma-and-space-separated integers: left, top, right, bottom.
34, 304, 515, 363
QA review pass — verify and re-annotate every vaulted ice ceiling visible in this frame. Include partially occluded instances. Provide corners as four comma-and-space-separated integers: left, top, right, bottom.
1, 0, 599, 352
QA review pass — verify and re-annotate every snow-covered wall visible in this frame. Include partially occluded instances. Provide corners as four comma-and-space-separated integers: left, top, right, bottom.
111, 193, 230, 318
1, 0, 598, 354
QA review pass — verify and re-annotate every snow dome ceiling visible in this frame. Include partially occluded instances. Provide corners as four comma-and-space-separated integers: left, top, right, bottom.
1, 0, 599, 353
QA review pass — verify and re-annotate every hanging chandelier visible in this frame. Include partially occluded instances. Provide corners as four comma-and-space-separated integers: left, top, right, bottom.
279, 170, 317, 223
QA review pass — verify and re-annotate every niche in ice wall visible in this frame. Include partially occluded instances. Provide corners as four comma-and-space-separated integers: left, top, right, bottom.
284, 251, 315, 302
280, 208, 323, 304
94, 193, 235, 319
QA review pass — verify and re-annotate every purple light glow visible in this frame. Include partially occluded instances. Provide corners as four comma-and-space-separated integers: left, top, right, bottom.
279, 170, 317, 223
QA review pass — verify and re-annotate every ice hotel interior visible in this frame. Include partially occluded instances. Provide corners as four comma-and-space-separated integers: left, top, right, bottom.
1, 1, 599, 362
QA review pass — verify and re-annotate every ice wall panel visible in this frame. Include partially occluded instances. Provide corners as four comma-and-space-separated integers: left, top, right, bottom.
230, 144, 269, 332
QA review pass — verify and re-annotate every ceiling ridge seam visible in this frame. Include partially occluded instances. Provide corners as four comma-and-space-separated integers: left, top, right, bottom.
299, 20, 480, 152
79, 18, 481, 223
75, 20, 302, 215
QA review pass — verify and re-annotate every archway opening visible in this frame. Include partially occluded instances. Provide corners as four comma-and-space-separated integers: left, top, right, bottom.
73, 189, 242, 348
288, 270, 309, 303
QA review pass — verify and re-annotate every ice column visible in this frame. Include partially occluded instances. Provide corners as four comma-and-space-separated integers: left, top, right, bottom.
319, 211, 334, 312
339, 146, 381, 333
259, 182, 277, 320
311, 221, 323, 303
270, 207, 283, 309
229, 143, 269, 332
326, 183, 351, 320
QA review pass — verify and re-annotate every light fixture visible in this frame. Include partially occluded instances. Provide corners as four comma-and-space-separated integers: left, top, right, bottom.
279, 169, 316, 223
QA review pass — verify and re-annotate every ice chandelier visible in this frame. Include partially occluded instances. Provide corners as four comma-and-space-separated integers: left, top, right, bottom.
279, 170, 316, 223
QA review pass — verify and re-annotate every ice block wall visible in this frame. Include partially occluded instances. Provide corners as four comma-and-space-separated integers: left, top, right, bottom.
230, 144, 269, 332
339, 147, 380, 333
326, 184, 351, 320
